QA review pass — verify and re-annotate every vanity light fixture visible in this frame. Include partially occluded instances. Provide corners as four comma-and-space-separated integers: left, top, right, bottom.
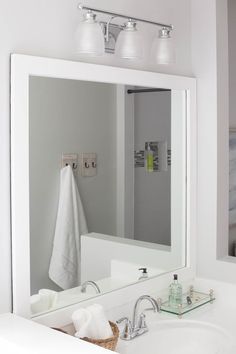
76, 3, 175, 64
115, 20, 144, 60
75, 10, 105, 56
151, 27, 175, 65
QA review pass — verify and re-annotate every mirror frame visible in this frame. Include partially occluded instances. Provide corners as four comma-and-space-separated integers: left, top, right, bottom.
11, 54, 196, 318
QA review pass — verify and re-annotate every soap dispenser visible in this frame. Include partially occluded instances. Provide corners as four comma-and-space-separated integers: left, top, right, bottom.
138, 268, 148, 280
146, 143, 154, 172
168, 274, 182, 307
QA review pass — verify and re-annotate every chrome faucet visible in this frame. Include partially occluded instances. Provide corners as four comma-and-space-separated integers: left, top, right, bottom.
117, 295, 160, 340
81, 280, 101, 294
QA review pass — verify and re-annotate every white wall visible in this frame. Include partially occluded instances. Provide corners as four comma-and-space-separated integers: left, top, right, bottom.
192, 0, 215, 279
191, 0, 236, 281
191, 0, 218, 279
29, 77, 117, 294
0, 0, 192, 313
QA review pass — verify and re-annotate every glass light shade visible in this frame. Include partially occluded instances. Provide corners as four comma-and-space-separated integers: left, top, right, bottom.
151, 28, 175, 65
75, 12, 105, 56
115, 21, 144, 60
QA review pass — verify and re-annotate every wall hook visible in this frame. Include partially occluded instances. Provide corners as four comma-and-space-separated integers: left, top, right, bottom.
61, 153, 78, 170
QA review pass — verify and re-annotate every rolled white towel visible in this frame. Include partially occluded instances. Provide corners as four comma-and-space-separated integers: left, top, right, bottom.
72, 308, 92, 337
30, 289, 58, 315
38, 289, 58, 308
30, 294, 45, 315
72, 304, 113, 340
89, 304, 113, 339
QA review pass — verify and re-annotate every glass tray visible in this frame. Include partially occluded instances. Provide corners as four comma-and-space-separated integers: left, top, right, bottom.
160, 286, 215, 317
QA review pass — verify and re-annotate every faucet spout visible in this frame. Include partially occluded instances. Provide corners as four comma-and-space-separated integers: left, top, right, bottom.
81, 280, 101, 294
132, 295, 159, 329
117, 294, 160, 341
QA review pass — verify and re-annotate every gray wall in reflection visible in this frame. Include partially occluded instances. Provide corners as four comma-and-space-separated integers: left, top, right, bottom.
134, 91, 171, 245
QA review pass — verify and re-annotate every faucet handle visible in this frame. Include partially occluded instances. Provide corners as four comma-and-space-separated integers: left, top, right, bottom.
116, 317, 133, 340
137, 313, 147, 330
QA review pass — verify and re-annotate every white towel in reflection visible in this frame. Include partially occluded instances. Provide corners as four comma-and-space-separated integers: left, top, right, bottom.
30, 294, 44, 315
30, 289, 58, 314
49, 165, 88, 289
72, 304, 113, 339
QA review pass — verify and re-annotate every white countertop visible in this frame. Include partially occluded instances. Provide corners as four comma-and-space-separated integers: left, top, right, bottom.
2, 277, 236, 353
0, 313, 110, 354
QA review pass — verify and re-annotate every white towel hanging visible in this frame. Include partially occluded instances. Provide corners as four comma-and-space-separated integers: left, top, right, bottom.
49, 165, 88, 289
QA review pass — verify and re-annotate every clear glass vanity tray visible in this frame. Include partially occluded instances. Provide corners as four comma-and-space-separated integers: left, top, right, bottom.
160, 287, 215, 317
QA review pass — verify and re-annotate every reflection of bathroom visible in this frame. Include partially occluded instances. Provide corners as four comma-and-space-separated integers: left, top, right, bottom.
29, 77, 172, 296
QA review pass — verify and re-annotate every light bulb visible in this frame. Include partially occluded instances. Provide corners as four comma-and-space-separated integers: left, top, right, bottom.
151, 27, 175, 65
75, 11, 105, 56
115, 20, 144, 60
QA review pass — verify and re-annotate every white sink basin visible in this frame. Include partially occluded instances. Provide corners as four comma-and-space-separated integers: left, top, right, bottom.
117, 320, 236, 354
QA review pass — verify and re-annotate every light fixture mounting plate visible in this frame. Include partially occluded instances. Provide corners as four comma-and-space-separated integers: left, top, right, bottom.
100, 22, 122, 54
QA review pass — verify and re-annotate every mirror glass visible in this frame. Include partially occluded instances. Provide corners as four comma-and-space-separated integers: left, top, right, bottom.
28, 76, 186, 316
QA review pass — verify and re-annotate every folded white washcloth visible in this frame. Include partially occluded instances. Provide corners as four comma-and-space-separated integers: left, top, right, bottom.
38, 289, 58, 308
72, 304, 113, 340
88, 304, 113, 339
30, 289, 58, 314
30, 294, 45, 315
30, 289, 58, 315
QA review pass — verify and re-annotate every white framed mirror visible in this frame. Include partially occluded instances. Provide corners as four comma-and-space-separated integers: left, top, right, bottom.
11, 54, 196, 318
